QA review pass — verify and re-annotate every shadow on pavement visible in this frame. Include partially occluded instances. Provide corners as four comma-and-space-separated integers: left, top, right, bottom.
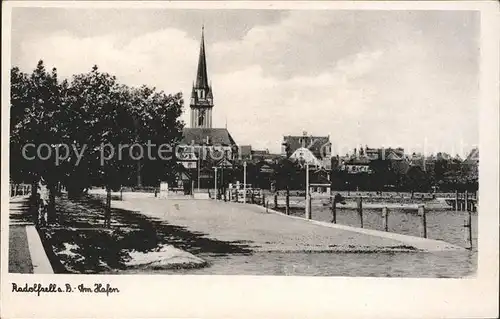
36, 194, 254, 273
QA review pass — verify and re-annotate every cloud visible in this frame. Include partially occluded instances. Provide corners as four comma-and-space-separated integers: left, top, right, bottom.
19, 28, 199, 95
14, 10, 479, 157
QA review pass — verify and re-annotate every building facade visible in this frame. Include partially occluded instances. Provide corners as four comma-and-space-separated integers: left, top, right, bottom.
282, 131, 332, 169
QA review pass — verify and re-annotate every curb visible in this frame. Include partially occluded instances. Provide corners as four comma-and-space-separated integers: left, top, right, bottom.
251, 204, 466, 252
25, 225, 54, 274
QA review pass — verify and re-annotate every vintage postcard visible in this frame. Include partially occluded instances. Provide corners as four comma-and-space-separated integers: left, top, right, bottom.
1, 1, 498, 318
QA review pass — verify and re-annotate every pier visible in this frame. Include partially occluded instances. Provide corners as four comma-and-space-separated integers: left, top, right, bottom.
444, 191, 478, 212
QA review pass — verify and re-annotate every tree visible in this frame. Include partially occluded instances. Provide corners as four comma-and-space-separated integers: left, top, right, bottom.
274, 157, 300, 191
369, 159, 394, 191
63, 66, 137, 225
130, 85, 184, 186
11, 61, 185, 227
403, 166, 430, 193
10, 61, 67, 223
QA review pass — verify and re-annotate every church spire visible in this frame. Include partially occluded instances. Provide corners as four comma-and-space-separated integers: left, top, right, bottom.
190, 25, 214, 129
195, 25, 209, 89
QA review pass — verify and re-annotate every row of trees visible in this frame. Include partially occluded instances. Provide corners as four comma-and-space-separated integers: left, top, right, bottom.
330, 158, 478, 192
10, 61, 184, 224
203, 156, 478, 193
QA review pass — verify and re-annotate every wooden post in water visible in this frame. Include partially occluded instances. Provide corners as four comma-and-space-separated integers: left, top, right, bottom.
285, 189, 290, 215
418, 204, 427, 238
464, 190, 473, 249
382, 206, 389, 232
305, 163, 311, 219
274, 192, 278, 209
455, 190, 459, 211
464, 206, 473, 250
357, 197, 363, 228
331, 195, 337, 224
468, 207, 473, 249
243, 162, 247, 204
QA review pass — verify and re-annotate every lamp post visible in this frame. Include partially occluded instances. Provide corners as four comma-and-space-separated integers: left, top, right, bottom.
213, 167, 218, 200
243, 161, 247, 204
197, 154, 201, 192
221, 162, 225, 202
305, 163, 311, 219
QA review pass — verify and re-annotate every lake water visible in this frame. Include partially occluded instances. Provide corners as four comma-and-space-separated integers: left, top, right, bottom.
289, 205, 478, 249
160, 250, 476, 277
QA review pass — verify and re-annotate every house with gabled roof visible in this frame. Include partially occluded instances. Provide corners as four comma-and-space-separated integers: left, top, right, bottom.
282, 131, 332, 169
462, 147, 479, 178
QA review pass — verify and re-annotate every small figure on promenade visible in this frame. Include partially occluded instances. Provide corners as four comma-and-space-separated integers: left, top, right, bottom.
37, 178, 49, 226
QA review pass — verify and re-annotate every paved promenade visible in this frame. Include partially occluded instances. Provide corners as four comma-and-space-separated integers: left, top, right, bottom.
8, 197, 53, 274
110, 197, 463, 253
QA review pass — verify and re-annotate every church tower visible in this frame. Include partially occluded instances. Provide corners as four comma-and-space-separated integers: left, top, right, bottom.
190, 26, 214, 128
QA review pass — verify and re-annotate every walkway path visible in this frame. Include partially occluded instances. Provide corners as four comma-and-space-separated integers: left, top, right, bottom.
8, 197, 53, 274
110, 197, 463, 253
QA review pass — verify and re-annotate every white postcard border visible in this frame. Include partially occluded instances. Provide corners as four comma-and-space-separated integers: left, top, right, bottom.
1, 2, 498, 318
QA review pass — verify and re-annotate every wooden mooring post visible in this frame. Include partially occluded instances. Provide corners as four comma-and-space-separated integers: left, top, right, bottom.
464, 190, 473, 249
357, 197, 363, 228
465, 209, 473, 250
305, 164, 311, 219
382, 206, 389, 232
274, 192, 278, 209
285, 190, 290, 215
331, 196, 337, 224
418, 204, 427, 238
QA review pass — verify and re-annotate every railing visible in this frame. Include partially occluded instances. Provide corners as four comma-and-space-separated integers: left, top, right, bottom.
219, 190, 476, 250
9, 183, 32, 197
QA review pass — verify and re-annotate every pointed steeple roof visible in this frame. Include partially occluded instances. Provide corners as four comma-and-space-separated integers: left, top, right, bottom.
207, 84, 213, 99
195, 26, 209, 89
191, 81, 196, 98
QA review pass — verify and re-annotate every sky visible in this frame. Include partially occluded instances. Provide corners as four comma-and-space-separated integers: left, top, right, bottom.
11, 8, 479, 156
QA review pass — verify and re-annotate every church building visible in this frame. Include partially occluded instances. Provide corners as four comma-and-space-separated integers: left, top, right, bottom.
177, 27, 238, 188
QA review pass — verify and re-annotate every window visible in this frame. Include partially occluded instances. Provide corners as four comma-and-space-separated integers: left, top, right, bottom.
198, 109, 205, 126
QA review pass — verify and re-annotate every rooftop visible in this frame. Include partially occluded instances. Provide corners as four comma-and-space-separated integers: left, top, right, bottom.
182, 128, 236, 146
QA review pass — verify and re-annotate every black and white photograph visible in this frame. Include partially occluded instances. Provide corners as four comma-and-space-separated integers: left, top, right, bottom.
2, 1, 498, 318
